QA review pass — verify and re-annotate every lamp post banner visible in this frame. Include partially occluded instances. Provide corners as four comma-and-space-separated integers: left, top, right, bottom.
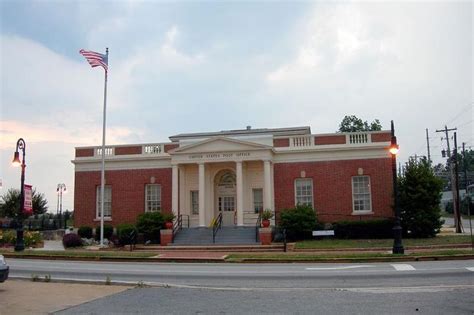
24, 184, 33, 214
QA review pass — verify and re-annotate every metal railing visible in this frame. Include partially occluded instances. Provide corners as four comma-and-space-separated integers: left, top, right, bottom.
172, 214, 189, 242
212, 212, 223, 243
255, 212, 262, 242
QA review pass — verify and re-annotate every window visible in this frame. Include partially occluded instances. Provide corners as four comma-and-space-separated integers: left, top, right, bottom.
253, 189, 263, 214
352, 176, 372, 212
191, 191, 199, 215
145, 184, 161, 212
295, 178, 313, 207
96, 186, 112, 218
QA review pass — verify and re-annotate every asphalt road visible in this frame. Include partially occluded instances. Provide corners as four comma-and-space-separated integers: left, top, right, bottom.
7, 258, 474, 289
6, 258, 474, 314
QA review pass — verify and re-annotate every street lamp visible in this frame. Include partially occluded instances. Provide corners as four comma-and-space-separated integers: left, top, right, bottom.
56, 183, 66, 216
390, 121, 404, 254
12, 138, 26, 252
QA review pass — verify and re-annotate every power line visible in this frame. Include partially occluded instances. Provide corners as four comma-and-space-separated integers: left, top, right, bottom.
444, 103, 473, 126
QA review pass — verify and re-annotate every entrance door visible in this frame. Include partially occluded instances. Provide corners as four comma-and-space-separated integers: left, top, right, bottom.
218, 196, 235, 226
215, 170, 237, 227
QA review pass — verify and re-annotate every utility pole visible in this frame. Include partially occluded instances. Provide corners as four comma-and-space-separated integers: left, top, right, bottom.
426, 128, 431, 163
436, 125, 462, 233
453, 132, 462, 233
463, 142, 474, 249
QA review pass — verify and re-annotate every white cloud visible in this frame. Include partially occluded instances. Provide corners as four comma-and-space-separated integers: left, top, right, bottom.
159, 25, 205, 69
267, 4, 394, 82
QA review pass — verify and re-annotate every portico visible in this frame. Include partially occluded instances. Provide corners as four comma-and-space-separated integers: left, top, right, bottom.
170, 137, 274, 227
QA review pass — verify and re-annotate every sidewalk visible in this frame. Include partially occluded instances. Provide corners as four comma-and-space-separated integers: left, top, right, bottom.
0, 279, 127, 315
33, 240, 65, 251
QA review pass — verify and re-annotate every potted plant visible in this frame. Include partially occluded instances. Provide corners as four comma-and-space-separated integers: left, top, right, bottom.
163, 213, 175, 229
261, 209, 273, 228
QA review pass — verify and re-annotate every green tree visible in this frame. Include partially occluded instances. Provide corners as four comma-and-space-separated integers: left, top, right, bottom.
0, 188, 48, 218
398, 158, 444, 238
338, 115, 382, 132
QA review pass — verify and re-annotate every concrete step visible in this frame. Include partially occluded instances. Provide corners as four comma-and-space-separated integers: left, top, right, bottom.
172, 226, 260, 245
134, 244, 284, 252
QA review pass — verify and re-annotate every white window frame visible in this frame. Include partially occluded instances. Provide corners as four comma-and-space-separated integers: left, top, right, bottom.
294, 178, 313, 208
191, 190, 199, 215
96, 185, 112, 219
252, 188, 263, 214
145, 184, 161, 212
352, 176, 372, 214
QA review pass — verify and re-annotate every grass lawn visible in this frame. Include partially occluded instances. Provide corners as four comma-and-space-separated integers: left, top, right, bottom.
0, 249, 156, 259
226, 249, 474, 262
295, 235, 473, 249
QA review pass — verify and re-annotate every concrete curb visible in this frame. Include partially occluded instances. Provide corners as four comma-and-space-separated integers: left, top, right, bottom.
293, 243, 474, 252
227, 254, 474, 264
3, 252, 474, 264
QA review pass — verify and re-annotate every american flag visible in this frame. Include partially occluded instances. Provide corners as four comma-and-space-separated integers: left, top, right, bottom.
79, 49, 108, 71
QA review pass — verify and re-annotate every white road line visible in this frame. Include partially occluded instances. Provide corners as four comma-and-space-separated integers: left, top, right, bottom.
391, 264, 416, 271
467, 267, 474, 272
306, 265, 374, 270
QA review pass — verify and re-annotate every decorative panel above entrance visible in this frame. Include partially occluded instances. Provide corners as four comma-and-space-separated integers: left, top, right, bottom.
171, 137, 273, 164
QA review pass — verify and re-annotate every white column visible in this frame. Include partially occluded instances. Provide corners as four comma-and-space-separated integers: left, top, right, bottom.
172, 164, 179, 218
236, 161, 244, 226
198, 163, 206, 227
263, 160, 272, 212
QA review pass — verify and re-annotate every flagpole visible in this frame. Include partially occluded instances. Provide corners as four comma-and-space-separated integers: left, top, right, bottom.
99, 47, 109, 247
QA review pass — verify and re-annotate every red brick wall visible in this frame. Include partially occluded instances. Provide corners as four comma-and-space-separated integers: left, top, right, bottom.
75, 148, 94, 157
371, 133, 391, 142
273, 138, 290, 147
273, 158, 393, 223
74, 168, 172, 227
314, 135, 346, 145
115, 146, 142, 155
164, 144, 179, 152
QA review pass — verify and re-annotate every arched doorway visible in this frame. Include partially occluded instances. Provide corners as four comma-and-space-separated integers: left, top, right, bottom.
214, 169, 236, 226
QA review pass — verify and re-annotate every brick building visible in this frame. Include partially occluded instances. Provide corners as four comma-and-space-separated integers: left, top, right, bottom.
72, 126, 394, 228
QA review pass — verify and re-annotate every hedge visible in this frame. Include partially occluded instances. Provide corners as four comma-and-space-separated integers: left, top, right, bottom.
117, 223, 138, 246
333, 219, 394, 239
78, 226, 93, 239
95, 224, 114, 240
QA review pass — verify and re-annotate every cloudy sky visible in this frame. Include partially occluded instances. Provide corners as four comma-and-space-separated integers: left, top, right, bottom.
0, 1, 472, 212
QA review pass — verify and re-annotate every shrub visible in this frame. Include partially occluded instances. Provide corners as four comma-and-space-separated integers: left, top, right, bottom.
78, 226, 93, 239
333, 219, 394, 239
62, 233, 83, 248
117, 223, 138, 246
136, 212, 164, 243
162, 213, 175, 223
279, 204, 319, 240
95, 224, 114, 240
261, 209, 273, 220
0, 229, 16, 246
24, 231, 42, 247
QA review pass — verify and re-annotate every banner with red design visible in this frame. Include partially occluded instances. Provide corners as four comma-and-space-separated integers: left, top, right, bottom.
24, 184, 33, 215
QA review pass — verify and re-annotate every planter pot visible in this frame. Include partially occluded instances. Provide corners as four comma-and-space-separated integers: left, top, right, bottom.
262, 219, 270, 228
165, 221, 173, 229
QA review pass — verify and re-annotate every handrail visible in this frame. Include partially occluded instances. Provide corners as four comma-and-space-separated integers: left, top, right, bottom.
172, 214, 182, 241
255, 212, 262, 242
212, 212, 223, 243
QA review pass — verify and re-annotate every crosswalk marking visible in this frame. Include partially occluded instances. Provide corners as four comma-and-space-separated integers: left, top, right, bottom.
391, 264, 416, 271
467, 267, 474, 272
